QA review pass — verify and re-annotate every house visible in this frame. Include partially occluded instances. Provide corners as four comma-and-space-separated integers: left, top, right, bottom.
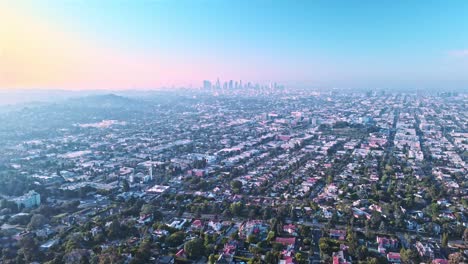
415, 241, 434, 259
352, 207, 371, 219
369, 204, 382, 213
39, 239, 59, 250
168, 218, 187, 230
191, 219, 203, 230
35, 226, 56, 238
139, 214, 153, 224
377, 236, 398, 248
208, 221, 223, 232
223, 240, 238, 255
239, 220, 269, 239
322, 208, 333, 219
406, 220, 418, 230
283, 224, 297, 236
91, 226, 103, 237
377, 236, 399, 254
153, 229, 169, 239
432, 259, 448, 264
278, 256, 294, 264
330, 229, 346, 240
156, 256, 174, 264
332, 251, 351, 264
387, 252, 401, 263
275, 237, 296, 248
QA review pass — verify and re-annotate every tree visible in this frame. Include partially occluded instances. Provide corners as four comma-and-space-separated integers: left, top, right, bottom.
229, 202, 243, 216
256, 240, 268, 249
448, 252, 465, 264
122, 179, 130, 192
230, 231, 239, 240
141, 204, 155, 215
272, 242, 284, 251
0, 199, 18, 212
367, 257, 380, 264
295, 253, 305, 264
249, 244, 262, 255
441, 232, 448, 248
290, 208, 297, 221
262, 207, 272, 220
28, 214, 48, 230
300, 226, 311, 237
130, 240, 152, 264
400, 248, 409, 263
230, 180, 243, 193
8, 213, 31, 225
65, 235, 84, 253
400, 248, 418, 264
247, 234, 257, 244
165, 231, 185, 247
346, 226, 358, 256
429, 203, 440, 220
364, 220, 372, 239
249, 209, 258, 219
356, 245, 369, 261
248, 256, 262, 264
379, 221, 387, 232
107, 219, 122, 239
370, 210, 383, 229
98, 247, 122, 264
208, 254, 217, 264
18, 235, 40, 262
265, 252, 277, 264
184, 238, 205, 259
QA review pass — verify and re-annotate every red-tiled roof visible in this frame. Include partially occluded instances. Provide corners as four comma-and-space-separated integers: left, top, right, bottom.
275, 237, 296, 246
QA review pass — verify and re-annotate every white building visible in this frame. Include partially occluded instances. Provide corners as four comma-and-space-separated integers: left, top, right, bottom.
12, 190, 41, 209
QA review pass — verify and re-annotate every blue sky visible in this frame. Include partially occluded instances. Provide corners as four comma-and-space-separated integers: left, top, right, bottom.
3, 0, 468, 90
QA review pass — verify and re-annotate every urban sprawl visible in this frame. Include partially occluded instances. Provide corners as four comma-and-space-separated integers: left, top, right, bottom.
0, 85, 466, 264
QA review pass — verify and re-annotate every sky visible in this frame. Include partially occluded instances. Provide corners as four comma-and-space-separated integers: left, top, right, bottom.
1, 0, 468, 90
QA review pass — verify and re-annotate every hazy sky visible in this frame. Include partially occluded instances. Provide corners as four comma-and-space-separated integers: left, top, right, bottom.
1, 0, 468, 90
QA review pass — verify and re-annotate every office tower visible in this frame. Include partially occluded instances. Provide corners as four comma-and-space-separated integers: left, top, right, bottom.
149, 165, 153, 181
203, 80, 212, 89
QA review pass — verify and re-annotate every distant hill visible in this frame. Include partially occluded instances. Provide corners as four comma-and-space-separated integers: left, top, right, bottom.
0, 89, 108, 106
65, 94, 146, 109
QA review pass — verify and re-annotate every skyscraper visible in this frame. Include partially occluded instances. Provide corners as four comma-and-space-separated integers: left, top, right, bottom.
203, 80, 212, 89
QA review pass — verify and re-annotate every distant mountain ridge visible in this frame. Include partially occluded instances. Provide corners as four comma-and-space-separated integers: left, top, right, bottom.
0, 89, 110, 106
64, 93, 144, 108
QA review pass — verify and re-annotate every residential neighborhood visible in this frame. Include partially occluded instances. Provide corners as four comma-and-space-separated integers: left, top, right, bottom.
0, 89, 466, 264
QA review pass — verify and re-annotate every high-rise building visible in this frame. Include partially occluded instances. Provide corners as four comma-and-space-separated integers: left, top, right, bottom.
203, 80, 212, 89
11, 190, 41, 209
149, 164, 153, 181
